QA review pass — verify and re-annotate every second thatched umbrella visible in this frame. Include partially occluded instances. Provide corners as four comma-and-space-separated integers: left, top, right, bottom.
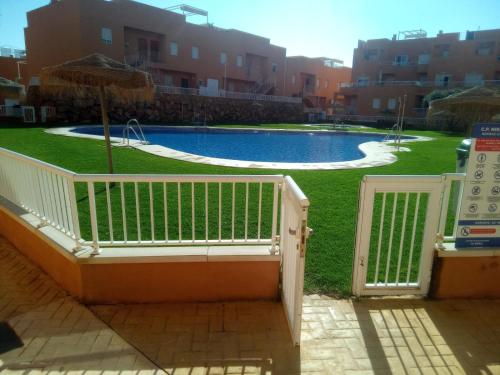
40, 53, 154, 174
427, 86, 500, 135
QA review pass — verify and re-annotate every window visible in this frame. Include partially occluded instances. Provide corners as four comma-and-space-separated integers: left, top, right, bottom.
387, 98, 397, 110
170, 42, 178, 56
150, 40, 159, 62
364, 49, 378, 61
476, 42, 494, 56
316, 78, 320, 88
381, 74, 395, 83
357, 76, 369, 87
465, 72, 484, 87
191, 46, 199, 59
418, 53, 430, 65
220, 52, 227, 64
271, 63, 278, 73
435, 73, 452, 87
372, 98, 381, 109
394, 55, 408, 66
291, 74, 296, 84
434, 44, 450, 58
138, 38, 147, 62
164, 74, 173, 86
101, 27, 112, 44
324, 80, 329, 89
418, 73, 428, 83
236, 55, 243, 67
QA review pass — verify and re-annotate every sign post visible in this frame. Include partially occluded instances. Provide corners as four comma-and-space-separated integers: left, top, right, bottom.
456, 123, 500, 248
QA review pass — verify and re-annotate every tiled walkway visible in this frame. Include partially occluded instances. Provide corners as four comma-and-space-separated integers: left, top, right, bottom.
0, 236, 165, 374
1, 236, 500, 374
92, 297, 500, 374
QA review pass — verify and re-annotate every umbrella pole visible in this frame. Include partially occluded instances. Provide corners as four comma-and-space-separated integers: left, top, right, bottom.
98, 84, 114, 174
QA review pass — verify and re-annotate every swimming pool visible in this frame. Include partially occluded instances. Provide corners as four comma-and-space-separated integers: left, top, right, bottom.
50, 125, 425, 170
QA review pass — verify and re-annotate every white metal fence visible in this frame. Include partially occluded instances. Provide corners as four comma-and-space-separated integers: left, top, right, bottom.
340, 79, 500, 89
0, 146, 310, 345
353, 174, 465, 296
157, 86, 200, 96
76, 174, 282, 252
0, 105, 22, 118
0, 147, 80, 245
0, 147, 307, 255
218, 89, 302, 104
0, 105, 36, 122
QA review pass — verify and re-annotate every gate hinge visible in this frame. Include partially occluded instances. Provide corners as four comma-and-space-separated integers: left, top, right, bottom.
435, 232, 445, 250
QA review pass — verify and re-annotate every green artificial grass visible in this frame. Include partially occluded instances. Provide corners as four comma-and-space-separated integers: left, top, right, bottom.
0, 124, 463, 295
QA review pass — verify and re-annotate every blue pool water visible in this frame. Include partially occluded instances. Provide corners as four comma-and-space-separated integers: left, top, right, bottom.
71, 126, 413, 163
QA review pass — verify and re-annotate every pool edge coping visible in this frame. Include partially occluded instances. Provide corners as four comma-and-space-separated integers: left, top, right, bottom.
45, 125, 432, 170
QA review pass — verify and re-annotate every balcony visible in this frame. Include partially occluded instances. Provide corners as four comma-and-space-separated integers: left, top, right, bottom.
157, 85, 302, 104
339, 79, 500, 90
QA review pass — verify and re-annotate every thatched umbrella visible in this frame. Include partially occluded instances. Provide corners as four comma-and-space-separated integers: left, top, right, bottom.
40, 53, 154, 174
0, 76, 24, 100
427, 86, 500, 135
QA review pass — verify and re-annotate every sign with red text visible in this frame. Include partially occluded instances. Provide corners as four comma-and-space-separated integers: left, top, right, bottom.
456, 123, 500, 248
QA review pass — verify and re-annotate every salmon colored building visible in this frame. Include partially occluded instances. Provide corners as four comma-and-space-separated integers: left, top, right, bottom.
24, 0, 287, 95
284, 56, 351, 113
337, 29, 500, 121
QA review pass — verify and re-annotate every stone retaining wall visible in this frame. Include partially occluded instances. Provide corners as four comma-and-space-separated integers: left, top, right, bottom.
28, 88, 304, 124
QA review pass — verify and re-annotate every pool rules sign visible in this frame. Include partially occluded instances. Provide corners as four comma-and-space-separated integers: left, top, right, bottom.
456, 123, 500, 248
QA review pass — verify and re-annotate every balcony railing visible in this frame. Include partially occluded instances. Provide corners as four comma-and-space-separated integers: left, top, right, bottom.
340, 79, 500, 89
157, 86, 200, 96
0, 146, 309, 255
157, 85, 302, 104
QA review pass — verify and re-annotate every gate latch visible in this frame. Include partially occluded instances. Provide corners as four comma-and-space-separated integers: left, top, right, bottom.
299, 220, 309, 258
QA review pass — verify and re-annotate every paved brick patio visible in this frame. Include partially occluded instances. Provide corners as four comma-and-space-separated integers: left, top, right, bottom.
0, 236, 165, 374
1, 235, 500, 374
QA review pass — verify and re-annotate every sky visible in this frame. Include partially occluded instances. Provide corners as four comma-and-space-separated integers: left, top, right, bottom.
1, 0, 499, 67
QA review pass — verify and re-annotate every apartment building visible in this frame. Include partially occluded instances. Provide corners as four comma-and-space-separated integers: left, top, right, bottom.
0, 56, 28, 87
24, 0, 286, 95
337, 29, 500, 119
284, 56, 351, 113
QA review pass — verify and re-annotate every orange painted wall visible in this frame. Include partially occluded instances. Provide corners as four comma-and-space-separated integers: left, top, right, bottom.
431, 254, 500, 298
0, 206, 82, 297
0, 204, 280, 304
80, 261, 280, 304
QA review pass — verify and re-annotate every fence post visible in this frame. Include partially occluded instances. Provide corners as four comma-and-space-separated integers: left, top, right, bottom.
270, 180, 280, 254
87, 182, 100, 255
67, 175, 82, 252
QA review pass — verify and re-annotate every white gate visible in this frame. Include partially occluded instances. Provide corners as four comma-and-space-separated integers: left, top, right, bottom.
352, 175, 443, 296
280, 176, 310, 345
22, 106, 36, 123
